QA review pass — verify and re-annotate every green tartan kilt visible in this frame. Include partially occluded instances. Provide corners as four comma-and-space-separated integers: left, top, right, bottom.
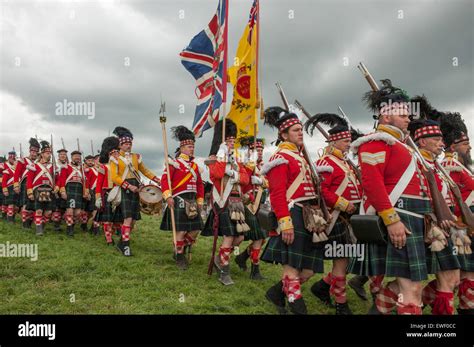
349, 197, 431, 281
160, 193, 203, 232
120, 178, 141, 220
4, 185, 19, 206
55, 196, 67, 210
244, 206, 267, 241
65, 182, 85, 209
84, 188, 96, 212
317, 217, 354, 259
261, 205, 325, 273
457, 206, 474, 272
32, 186, 55, 211
425, 238, 460, 274
18, 180, 34, 210
201, 203, 243, 237
94, 190, 123, 223
0, 189, 3, 205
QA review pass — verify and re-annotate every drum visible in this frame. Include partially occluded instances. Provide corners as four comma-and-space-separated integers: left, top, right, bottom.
139, 184, 163, 215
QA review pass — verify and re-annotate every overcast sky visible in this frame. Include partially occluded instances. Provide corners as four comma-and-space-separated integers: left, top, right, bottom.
1, 0, 473, 176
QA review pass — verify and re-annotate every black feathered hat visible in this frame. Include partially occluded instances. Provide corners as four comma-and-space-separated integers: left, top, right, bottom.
439, 112, 469, 148
171, 126, 195, 147
263, 106, 302, 143
99, 136, 120, 164
363, 79, 410, 117
112, 126, 133, 145
29, 138, 40, 150
238, 136, 265, 149
305, 113, 363, 142
408, 119, 443, 142
209, 119, 237, 156
40, 140, 51, 153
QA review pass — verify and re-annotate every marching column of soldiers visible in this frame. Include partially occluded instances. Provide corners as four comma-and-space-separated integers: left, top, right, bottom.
1, 79, 473, 316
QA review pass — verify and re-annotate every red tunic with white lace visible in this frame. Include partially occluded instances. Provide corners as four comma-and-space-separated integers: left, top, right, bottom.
261, 141, 317, 231
59, 163, 89, 193
316, 147, 362, 211
207, 160, 249, 195
85, 166, 99, 191
161, 153, 204, 204
26, 161, 54, 195
351, 124, 428, 226
441, 152, 474, 211
2, 161, 17, 193
13, 157, 36, 189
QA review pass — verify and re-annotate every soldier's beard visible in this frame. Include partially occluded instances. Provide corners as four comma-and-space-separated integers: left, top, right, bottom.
459, 151, 473, 168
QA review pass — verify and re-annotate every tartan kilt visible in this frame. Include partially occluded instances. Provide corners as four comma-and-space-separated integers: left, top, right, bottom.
318, 216, 354, 259
457, 206, 474, 272
84, 188, 96, 212
4, 185, 19, 206
55, 196, 67, 210
244, 206, 267, 241
94, 190, 123, 223
0, 189, 3, 205
349, 197, 431, 282
18, 180, 34, 210
425, 238, 460, 274
120, 178, 141, 220
201, 203, 242, 237
160, 193, 203, 232
65, 182, 85, 209
32, 186, 55, 211
261, 205, 324, 273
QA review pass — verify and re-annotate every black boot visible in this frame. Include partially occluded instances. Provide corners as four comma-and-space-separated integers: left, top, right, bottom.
116, 240, 132, 256
265, 281, 287, 314
348, 275, 369, 301
176, 253, 188, 270
335, 302, 353, 315
54, 221, 62, 232
234, 248, 250, 271
67, 225, 74, 237
311, 279, 334, 307
288, 297, 308, 315
218, 265, 234, 286
367, 293, 382, 315
35, 224, 44, 236
458, 308, 474, 315
26, 218, 33, 229
22, 220, 29, 228
92, 226, 100, 236
250, 263, 265, 280
80, 223, 88, 231
7, 215, 15, 223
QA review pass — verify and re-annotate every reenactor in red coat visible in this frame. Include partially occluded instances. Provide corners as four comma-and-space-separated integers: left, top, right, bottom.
161, 126, 204, 270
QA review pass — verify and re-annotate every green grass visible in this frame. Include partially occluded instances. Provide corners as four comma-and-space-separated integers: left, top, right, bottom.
0, 215, 428, 314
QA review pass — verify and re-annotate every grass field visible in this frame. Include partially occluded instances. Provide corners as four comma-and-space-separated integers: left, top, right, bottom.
0, 215, 434, 314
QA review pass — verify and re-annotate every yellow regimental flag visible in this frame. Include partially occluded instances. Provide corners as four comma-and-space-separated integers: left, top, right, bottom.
226, 0, 259, 141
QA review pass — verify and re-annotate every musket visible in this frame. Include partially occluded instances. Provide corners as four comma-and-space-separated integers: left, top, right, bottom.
77, 138, 87, 197
294, 99, 363, 183
60, 137, 69, 164
405, 136, 455, 224
19, 143, 23, 159
159, 99, 178, 255
90, 140, 94, 156
51, 135, 57, 196
275, 83, 330, 221
435, 160, 474, 230
357, 62, 379, 92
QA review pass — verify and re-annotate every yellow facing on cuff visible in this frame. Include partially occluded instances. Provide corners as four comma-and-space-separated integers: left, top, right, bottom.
2, 188, 8, 193
60, 187, 66, 193
378, 207, 401, 226
278, 216, 294, 231
197, 197, 204, 204
13, 182, 19, 189
26, 189, 33, 195
334, 196, 349, 211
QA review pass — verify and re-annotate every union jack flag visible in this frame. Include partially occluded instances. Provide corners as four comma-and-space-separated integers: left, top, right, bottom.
180, 0, 229, 137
